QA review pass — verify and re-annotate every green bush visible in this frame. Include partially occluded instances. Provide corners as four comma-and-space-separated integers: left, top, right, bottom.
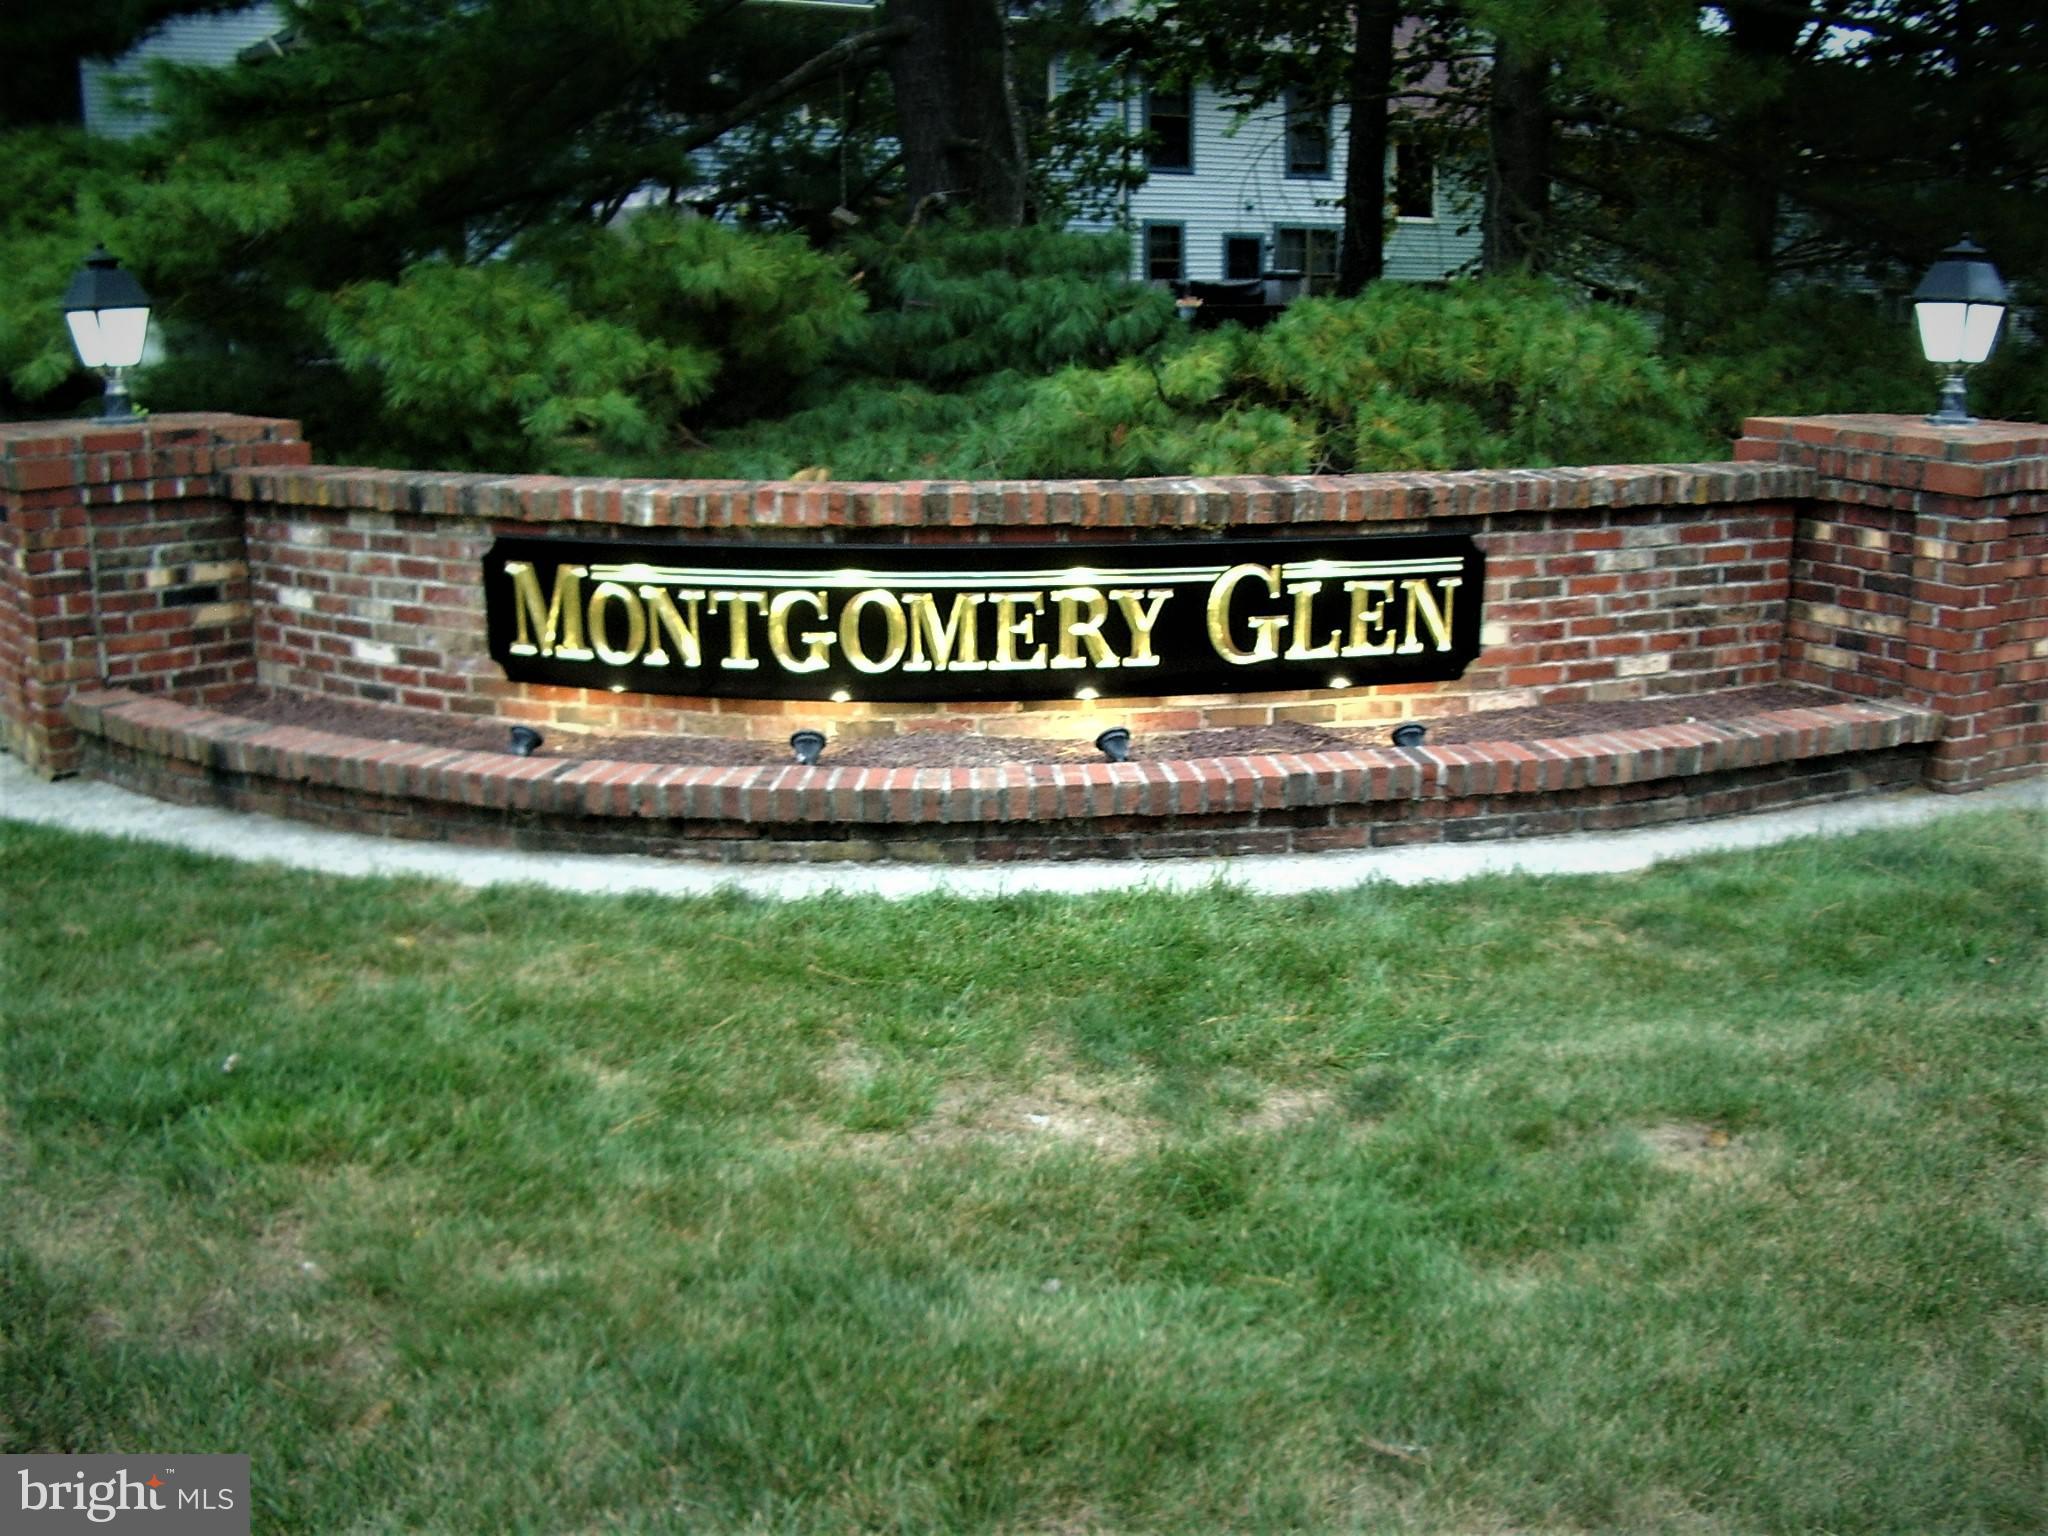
0, 129, 131, 414
1974, 321, 2048, 424
319, 215, 866, 468
687, 277, 1721, 479
1676, 289, 1931, 438
845, 219, 1177, 384
1249, 280, 1714, 469
681, 375, 1040, 480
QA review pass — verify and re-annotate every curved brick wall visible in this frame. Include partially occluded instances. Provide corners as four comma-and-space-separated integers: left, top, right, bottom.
3, 411, 2041, 863
227, 456, 1805, 745
65, 687, 1943, 862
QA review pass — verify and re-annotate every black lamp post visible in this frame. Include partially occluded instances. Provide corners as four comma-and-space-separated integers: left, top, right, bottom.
1912, 237, 2007, 426
62, 247, 153, 422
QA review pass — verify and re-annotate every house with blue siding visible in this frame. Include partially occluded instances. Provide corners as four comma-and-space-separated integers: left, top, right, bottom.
1054, 59, 1480, 290
80, 4, 286, 140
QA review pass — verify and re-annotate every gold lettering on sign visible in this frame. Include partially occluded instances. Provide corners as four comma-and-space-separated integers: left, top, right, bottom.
1341, 580, 1396, 657
902, 592, 986, 672
505, 561, 594, 660
1110, 588, 1171, 667
990, 592, 1048, 671
638, 586, 705, 668
1206, 564, 1286, 664
768, 590, 832, 673
709, 591, 765, 670
841, 589, 909, 674
587, 581, 645, 666
1283, 579, 1340, 661
499, 549, 1471, 690
1399, 577, 1460, 654
1051, 587, 1117, 670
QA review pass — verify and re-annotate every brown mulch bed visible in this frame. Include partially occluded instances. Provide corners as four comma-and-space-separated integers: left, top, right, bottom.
202, 683, 1849, 769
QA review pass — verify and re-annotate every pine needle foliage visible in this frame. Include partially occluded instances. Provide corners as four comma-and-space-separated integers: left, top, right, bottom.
0, 129, 134, 415
845, 220, 1177, 384
319, 216, 866, 468
1248, 281, 1710, 470
687, 278, 1719, 480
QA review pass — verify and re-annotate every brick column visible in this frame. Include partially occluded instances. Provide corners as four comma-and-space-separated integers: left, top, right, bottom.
0, 413, 310, 777
1739, 414, 2046, 790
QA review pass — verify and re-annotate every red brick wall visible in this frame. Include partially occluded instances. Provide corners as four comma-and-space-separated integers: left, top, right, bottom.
233, 463, 1800, 744
4, 412, 2040, 794
0, 415, 308, 773
1739, 414, 2047, 789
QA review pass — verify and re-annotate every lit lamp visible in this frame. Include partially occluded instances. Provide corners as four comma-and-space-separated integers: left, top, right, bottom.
62, 246, 153, 421
1912, 237, 2007, 426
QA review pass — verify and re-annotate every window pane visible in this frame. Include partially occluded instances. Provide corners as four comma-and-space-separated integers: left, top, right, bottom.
1285, 90, 1330, 177
1147, 86, 1191, 171
1274, 228, 1339, 294
1225, 237, 1262, 280
1307, 230, 1338, 295
1393, 142, 1435, 219
1145, 224, 1183, 280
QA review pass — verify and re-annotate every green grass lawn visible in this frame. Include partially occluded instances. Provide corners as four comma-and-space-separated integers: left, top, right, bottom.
2, 810, 2042, 1534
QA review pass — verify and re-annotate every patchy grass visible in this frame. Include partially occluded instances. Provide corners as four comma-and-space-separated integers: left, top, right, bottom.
1, 810, 2043, 1534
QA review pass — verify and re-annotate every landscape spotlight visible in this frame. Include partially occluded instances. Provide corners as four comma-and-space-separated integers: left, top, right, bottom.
507, 725, 545, 756
1913, 236, 2007, 425
62, 246, 152, 421
1094, 727, 1132, 763
790, 729, 827, 766
1391, 723, 1428, 748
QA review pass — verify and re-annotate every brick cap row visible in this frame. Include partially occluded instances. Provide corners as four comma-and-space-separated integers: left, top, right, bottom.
0, 413, 305, 456
223, 459, 1814, 531
1740, 413, 2048, 464
67, 688, 1945, 831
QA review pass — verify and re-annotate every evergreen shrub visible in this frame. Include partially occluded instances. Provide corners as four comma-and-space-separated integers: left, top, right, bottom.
320, 215, 866, 468
845, 219, 1177, 383
691, 277, 1720, 479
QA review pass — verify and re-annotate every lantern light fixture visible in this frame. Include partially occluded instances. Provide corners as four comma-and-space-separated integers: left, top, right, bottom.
62, 246, 153, 421
1912, 236, 2008, 426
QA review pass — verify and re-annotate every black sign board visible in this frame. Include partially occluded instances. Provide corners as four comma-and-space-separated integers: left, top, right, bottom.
483, 533, 1485, 702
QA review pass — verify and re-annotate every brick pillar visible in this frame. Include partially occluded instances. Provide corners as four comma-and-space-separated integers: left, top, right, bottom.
0, 413, 311, 777
1739, 413, 2046, 791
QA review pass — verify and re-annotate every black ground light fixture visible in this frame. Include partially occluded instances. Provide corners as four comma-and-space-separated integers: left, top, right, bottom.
1913, 237, 2008, 426
1094, 727, 1132, 763
507, 725, 544, 756
790, 729, 827, 766
1391, 723, 1428, 748
62, 247, 153, 421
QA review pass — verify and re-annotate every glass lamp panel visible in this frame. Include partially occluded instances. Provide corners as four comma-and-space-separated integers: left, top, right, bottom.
1959, 302, 2004, 364
65, 311, 110, 369
96, 307, 151, 369
1915, 302, 1967, 363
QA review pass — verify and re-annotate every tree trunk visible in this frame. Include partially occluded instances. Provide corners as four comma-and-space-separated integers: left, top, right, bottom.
1483, 31, 1550, 273
1722, 0, 1803, 276
882, 0, 1026, 224
1337, 0, 1399, 295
